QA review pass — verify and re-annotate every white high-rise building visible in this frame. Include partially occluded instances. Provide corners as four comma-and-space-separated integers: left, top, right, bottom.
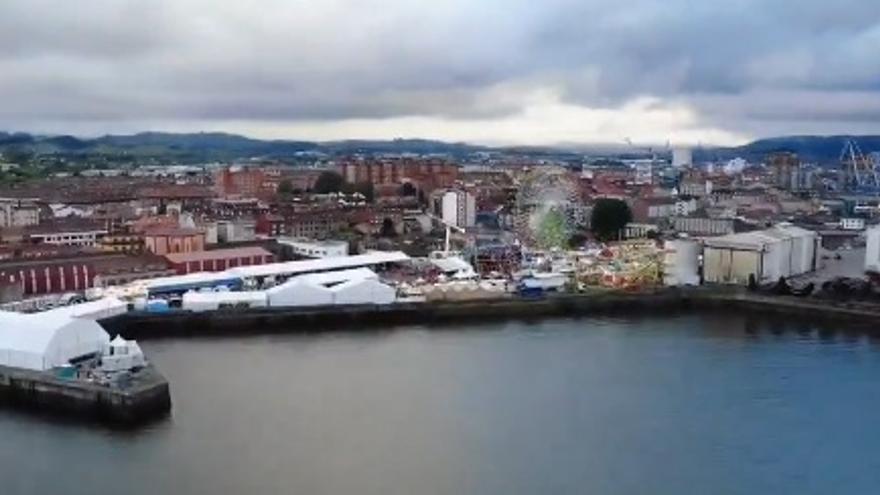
441, 190, 476, 228
672, 147, 693, 168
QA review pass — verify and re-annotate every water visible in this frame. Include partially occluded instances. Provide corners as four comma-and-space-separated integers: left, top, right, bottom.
4, 313, 880, 494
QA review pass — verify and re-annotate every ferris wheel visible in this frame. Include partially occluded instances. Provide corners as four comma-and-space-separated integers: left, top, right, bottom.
514, 167, 580, 251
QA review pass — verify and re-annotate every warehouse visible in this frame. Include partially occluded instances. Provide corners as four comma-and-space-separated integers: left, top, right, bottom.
0, 309, 111, 371
702, 225, 818, 285
164, 246, 275, 275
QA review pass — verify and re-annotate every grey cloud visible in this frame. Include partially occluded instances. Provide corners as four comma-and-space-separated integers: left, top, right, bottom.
0, 0, 879, 140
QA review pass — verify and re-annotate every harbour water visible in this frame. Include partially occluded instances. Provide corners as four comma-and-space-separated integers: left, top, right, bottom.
4, 313, 880, 494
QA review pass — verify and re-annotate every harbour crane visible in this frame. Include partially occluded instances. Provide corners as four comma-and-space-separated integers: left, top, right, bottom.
840, 139, 879, 192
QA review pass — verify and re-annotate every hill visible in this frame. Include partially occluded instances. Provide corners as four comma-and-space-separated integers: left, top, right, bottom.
1, 131, 879, 165
698, 135, 880, 164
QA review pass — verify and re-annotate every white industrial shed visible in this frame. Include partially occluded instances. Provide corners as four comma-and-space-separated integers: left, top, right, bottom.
703, 225, 818, 285
0, 310, 111, 371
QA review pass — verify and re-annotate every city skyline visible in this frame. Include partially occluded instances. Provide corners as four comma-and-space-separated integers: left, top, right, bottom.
2, 1, 880, 146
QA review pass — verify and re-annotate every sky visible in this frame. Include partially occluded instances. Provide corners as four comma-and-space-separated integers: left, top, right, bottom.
1, 0, 879, 146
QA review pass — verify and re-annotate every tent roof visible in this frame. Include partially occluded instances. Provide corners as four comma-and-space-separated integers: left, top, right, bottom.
430, 256, 473, 274
0, 311, 57, 354
0, 309, 109, 355
50, 297, 128, 319
228, 251, 409, 279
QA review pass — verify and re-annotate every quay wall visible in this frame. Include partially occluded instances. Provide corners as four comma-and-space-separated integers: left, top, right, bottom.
0, 364, 171, 425
101, 289, 880, 339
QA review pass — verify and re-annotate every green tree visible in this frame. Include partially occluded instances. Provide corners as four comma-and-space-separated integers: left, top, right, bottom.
354, 182, 374, 203
400, 182, 417, 197
1, 147, 33, 165
313, 171, 345, 194
535, 207, 570, 250
590, 198, 632, 242
380, 217, 396, 237
568, 231, 588, 249
277, 179, 294, 196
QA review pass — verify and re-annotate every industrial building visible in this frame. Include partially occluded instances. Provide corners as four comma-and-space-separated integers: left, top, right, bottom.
664, 240, 700, 286
672, 147, 692, 168
279, 238, 349, 259
440, 190, 476, 228
164, 246, 275, 275
866, 226, 880, 274
703, 225, 818, 285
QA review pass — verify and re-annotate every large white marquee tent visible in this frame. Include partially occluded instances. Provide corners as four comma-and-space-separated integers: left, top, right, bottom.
0, 310, 111, 371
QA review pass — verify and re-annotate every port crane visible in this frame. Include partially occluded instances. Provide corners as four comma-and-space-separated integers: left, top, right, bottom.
840, 139, 880, 192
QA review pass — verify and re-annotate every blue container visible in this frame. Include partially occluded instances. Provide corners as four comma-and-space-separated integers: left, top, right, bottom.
146, 300, 170, 313
55, 365, 76, 380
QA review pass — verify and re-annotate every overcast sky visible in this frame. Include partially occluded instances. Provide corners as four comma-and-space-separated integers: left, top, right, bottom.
1, 0, 879, 146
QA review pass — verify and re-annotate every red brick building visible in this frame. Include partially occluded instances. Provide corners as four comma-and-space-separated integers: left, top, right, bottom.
214, 166, 281, 198
0, 251, 174, 296
143, 227, 206, 255
164, 246, 275, 275
337, 158, 459, 194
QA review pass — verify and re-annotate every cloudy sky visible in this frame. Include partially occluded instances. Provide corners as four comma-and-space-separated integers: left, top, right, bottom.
1, 0, 879, 146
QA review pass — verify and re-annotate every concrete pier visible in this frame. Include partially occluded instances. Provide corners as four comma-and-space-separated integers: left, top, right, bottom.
100, 289, 880, 340
0, 363, 171, 425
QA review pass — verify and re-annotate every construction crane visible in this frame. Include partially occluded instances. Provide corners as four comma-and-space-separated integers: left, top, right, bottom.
425, 212, 466, 256
840, 139, 879, 192
624, 138, 669, 185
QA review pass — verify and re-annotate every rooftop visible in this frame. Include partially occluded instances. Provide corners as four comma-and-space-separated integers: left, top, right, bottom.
164, 246, 273, 264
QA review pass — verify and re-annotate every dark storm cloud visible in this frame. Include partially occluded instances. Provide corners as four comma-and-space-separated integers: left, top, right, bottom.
0, 0, 879, 139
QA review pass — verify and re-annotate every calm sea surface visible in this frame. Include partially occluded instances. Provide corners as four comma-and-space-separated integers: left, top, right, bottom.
4, 313, 880, 495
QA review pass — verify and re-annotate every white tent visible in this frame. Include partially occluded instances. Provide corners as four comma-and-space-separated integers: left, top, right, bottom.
182, 291, 268, 312
266, 268, 379, 307
430, 256, 476, 277
0, 310, 111, 371
266, 279, 334, 307
330, 278, 397, 305
101, 335, 146, 372
53, 297, 129, 320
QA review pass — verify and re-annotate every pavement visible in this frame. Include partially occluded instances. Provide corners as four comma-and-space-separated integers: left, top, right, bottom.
794, 247, 866, 284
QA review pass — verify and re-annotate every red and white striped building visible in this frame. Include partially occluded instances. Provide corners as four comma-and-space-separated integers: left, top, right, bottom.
163, 246, 274, 275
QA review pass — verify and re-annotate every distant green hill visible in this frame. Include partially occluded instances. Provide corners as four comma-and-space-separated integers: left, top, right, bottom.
697, 135, 880, 164
1, 131, 878, 165
0, 131, 488, 163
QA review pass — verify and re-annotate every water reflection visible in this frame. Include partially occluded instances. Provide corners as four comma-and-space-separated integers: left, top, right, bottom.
4, 313, 880, 495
